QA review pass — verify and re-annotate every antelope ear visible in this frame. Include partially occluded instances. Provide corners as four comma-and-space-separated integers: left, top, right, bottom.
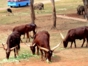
2, 43, 7, 50
38, 46, 49, 52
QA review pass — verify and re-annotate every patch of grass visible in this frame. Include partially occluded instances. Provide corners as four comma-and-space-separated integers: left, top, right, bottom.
0, 49, 33, 63
0, 15, 31, 25
0, 0, 83, 25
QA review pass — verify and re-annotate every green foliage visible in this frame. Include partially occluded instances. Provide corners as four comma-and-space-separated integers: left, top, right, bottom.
0, 49, 33, 63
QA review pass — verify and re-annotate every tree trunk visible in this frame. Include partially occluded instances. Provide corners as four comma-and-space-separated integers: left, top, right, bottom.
30, 0, 35, 24
82, 0, 88, 20
51, 0, 57, 29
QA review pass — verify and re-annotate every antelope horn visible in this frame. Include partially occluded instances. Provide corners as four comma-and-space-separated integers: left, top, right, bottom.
25, 43, 35, 47
60, 32, 64, 39
38, 46, 49, 52
10, 47, 16, 51
51, 42, 61, 51
25, 43, 31, 47
10, 45, 18, 51
2, 43, 7, 50
32, 43, 36, 46
2, 44, 17, 51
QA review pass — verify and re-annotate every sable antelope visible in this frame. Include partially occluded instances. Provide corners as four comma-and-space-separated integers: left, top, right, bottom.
26, 31, 61, 62
77, 5, 85, 15
2, 31, 21, 59
13, 23, 37, 42
60, 26, 88, 48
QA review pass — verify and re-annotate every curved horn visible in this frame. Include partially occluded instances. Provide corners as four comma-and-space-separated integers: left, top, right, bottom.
32, 43, 36, 46
2, 44, 17, 51
51, 42, 61, 51
25, 43, 31, 47
10, 47, 16, 51
38, 46, 49, 52
9, 45, 19, 51
2, 43, 7, 50
25, 43, 35, 47
60, 32, 64, 39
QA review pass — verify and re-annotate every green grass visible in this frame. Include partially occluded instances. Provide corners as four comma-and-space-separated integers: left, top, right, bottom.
0, 0, 84, 25
55, 0, 83, 14
0, 0, 87, 63
0, 48, 33, 63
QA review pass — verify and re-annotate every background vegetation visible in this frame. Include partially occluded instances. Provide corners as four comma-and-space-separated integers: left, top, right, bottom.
0, 0, 83, 25
0, 0, 87, 64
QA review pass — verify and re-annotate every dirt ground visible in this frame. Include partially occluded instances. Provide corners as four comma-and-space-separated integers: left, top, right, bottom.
0, 13, 88, 66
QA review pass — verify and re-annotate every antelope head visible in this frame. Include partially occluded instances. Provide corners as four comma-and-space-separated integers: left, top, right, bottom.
2, 43, 17, 59
38, 42, 61, 62
59, 32, 68, 48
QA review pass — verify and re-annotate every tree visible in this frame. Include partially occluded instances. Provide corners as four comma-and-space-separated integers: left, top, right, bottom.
30, 0, 35, 24
82, 0, 88, 20
51, 0, 57, 29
